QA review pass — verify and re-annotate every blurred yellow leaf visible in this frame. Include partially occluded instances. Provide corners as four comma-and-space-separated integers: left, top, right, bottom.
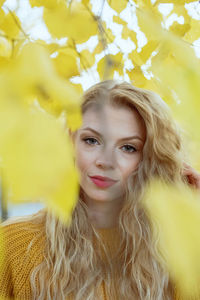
0, 37, 12, 57
143, 179, 200, 299
0, 8, 5, 23
0, 56, 10, 69
169, 22, 191, 37
80, 49, 95, 70
70, 82, 83, 95
129, 50, 143, 66
4, 42, 81, 118
113, 15, 127, 26
108, 0, 127, 13
35, 39, 60, 54
0, 103, 80, 224
151, 40, 200, 143
81, 0, 90, 5
136, 6, 162, 40
134, 0, 152, 6
66, 107, 83, 132
29, 0, 62, 8
141, 40, 159, 61
93, 41, 104, 55
0, 0, 5, 8
137, 7, 200, 167
106, 27, 115, 43
43, 2, 98, 43
52, 48, 79, 79
0, 11, 21, 39
127, 66, 147, 87
170, 5, 191, 24
158, 0, 196, 3
12, 39, 26, 58
184, 19, 200, 43
129, 40, 159, 66
122, 26, 137, 46
97, 52, 124, 80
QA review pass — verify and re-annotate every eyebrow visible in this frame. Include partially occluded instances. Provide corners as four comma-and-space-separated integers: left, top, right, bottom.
81, 127, 144, 142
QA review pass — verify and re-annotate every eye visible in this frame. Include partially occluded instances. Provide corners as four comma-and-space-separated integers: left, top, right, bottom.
121, 144, 137, 153
82, 137, 99, 145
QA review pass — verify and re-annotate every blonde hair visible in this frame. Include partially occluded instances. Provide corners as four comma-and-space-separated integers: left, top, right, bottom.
3, 80, 189, 299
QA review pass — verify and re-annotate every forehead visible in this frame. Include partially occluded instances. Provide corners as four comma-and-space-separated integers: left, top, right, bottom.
81, 104, 146, 139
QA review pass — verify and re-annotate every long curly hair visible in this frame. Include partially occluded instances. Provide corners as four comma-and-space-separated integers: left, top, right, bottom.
3, 80, 189, 299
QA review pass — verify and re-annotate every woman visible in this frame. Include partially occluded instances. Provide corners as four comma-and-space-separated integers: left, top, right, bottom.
0, 80, 199, 300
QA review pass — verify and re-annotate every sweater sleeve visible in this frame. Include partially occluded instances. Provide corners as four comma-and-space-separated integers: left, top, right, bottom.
0, 225, 14, 299
0, 220, 46, 300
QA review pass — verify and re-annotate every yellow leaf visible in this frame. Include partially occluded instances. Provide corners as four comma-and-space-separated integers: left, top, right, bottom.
70, 82, 83, 95
169, 21, 191, 37
66, 107, 82, 131
150, 33, 200, 146
122, 26, 137, 46
0, 8, 5, 24
12, 38, 26, 58
1, 42, 81, 119
134, 0, 152, 6
0, 11, 21, 39
0, 36, 12, 57
29, 0, 61, 8
106, 27, 115, 43
0, 106, 79, 224
93, 41, 104, 55
127, 66, 148, 87
129, 40, 159, 67
128, 50, 143, 67
97, 53, 124, 80
143, 180, 200, 299
158, 0, 196, 3
80, 49, 95, 70
43, 2, 98, 43
0, 0, 5, 7
0, 56, 10, 69
136, 6, 163, 40
169, 5, 191, 24
184, 19, 200, 43
108, 0, 127, 13
36, 39, 60, 54
113, 15, 127, 26
81, 0, 90, 6
52, 48, 79, 79
141, 40, 159, 61
100, 21, 115, 44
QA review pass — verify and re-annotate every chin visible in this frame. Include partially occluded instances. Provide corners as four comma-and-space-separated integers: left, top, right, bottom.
83, 186, 120, 203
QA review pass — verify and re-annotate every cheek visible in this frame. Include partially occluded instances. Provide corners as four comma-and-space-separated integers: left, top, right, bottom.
75, 146, 95, 175
118, 153, 142, 180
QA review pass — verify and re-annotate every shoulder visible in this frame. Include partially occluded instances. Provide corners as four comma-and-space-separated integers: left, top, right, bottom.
1, 215, 45, 246
0, 215, 47, 299
0, 215, 46, 261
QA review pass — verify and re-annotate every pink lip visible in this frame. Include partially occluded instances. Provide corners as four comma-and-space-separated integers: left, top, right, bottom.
89, 176, 117, 188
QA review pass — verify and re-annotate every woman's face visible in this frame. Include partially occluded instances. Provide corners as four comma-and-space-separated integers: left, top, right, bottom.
70, 103, 146, 204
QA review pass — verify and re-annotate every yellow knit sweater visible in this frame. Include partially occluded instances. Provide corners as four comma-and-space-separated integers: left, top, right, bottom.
0, 219, 180, 300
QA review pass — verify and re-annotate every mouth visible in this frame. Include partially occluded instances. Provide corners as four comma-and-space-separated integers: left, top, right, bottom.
89, 176, 117, 188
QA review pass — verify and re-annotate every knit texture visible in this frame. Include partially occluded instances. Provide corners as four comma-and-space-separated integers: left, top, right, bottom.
0, 219, 122, 300
0, 219, 180, 300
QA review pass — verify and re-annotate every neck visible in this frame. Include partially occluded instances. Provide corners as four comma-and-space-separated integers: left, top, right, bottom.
82, 194, 124, 229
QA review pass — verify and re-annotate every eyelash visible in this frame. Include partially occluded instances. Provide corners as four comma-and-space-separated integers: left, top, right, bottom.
82, 137, 137, 153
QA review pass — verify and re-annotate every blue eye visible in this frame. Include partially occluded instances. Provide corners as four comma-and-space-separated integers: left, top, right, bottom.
82, 137, 99, 145
121, 145, 137, 153
82, 138, 137, 153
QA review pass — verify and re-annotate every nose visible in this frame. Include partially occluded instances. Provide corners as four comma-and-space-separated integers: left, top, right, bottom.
95, 147, 115, 169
